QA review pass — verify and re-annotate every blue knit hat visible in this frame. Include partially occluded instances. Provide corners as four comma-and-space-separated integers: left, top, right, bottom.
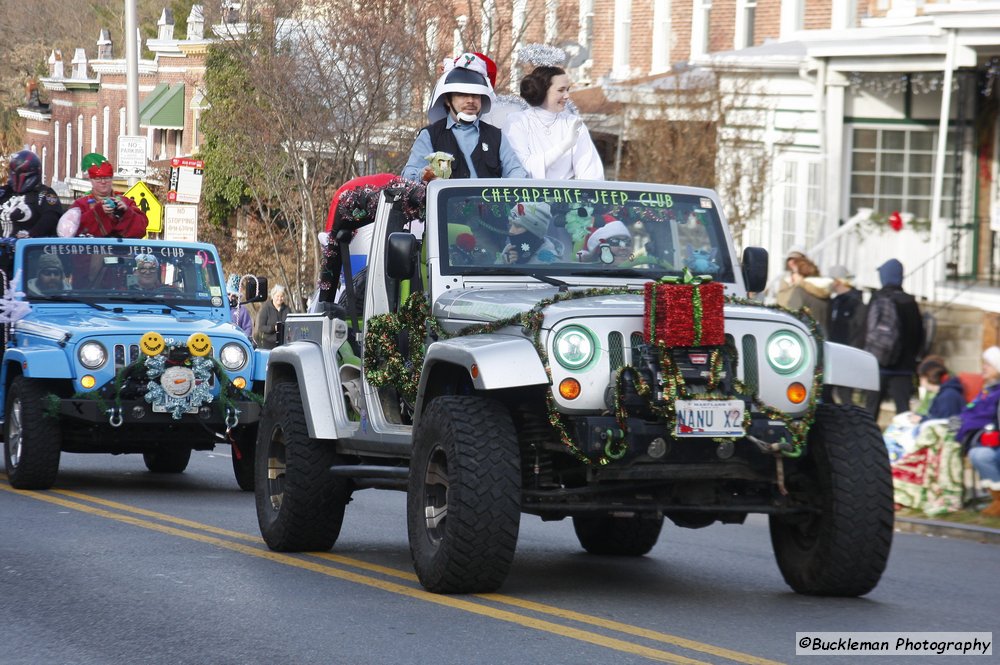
226, 273, 241, 296
878, 259, 903, 287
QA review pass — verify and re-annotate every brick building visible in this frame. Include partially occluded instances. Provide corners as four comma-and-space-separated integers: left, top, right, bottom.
17, 6, 211, 198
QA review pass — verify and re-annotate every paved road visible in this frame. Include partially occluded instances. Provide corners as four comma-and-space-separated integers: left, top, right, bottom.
1, 451, 993, 664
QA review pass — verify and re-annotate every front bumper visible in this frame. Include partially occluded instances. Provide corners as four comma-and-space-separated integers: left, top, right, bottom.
58, 397, 262, 426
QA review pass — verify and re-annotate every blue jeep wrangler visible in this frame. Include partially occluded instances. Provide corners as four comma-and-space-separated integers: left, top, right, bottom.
0, 237, 268, 491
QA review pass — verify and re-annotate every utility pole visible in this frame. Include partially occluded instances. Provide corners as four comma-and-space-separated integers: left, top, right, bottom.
125, 0, 141, 187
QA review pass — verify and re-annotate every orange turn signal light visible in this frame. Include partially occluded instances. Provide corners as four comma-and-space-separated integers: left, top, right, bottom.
559, 378, 581, 400
470, 363, 479, 379
787, 382, 807, 404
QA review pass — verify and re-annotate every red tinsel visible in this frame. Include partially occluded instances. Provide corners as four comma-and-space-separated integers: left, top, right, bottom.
643, 281, 725, 347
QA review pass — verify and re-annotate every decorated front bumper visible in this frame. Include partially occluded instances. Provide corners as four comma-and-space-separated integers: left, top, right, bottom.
56, 331, 261, 426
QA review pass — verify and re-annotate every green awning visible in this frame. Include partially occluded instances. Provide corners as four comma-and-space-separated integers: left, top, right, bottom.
139, 83, 185, 130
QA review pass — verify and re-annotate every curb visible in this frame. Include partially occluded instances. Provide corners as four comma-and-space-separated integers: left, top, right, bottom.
894, 516, 1000, 545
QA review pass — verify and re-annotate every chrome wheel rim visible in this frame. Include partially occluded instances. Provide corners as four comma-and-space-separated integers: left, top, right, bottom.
422, 445, 449, 542
7, 397, 23, 468
266, 428, 286, 512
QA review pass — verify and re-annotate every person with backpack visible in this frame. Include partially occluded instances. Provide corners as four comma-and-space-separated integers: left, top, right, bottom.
864, 258, 925, 418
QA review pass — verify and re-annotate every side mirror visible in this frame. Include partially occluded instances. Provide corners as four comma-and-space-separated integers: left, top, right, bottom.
741, 247, 768, 294
386, 232, 418, 280
242, 275, 269, 304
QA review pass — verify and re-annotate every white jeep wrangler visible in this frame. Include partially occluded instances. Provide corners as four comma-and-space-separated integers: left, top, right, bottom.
255, 179, 892, 597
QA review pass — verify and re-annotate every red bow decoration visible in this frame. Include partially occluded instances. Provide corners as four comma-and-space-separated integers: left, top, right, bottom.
888, 211, 904, 232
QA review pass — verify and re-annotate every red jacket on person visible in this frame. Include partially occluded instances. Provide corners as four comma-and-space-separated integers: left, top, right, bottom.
71, 194, 148, 238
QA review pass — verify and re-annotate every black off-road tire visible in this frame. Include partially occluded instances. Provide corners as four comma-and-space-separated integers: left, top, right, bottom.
4, 377, 61, 490
143, 448, 192, 473
255, 382, 351, 551
573, 513, 664, 556
769, 403, 893, 596
407, 395, 521, 594
231, 425, 257, 492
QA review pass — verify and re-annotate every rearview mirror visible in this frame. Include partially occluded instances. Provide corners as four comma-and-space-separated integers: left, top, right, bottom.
386, 232, 418, 281
741, 247, 768, 294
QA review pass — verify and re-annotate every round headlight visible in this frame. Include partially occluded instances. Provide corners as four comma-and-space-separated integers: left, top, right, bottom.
553, 326, 595, 371
766, 331, 805, 374
219, 342, 248, 371
78, 341, 108, 370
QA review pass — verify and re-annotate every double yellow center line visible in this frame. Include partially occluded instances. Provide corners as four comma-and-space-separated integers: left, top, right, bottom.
1, 480, 784, 665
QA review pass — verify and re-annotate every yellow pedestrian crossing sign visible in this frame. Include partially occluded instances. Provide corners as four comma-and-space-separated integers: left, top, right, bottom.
123, 181, 163, 234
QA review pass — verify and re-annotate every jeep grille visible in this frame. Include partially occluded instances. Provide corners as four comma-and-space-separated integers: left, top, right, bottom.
608, 331, 624, 372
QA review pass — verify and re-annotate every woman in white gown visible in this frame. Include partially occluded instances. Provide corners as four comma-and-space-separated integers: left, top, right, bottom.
505, 66, 604, 180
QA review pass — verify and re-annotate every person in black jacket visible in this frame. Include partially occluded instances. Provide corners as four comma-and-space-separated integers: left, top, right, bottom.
825, 265, 867, 404
864, 258, 925, 417
0, 150, 62, 238
402, 53, 525, 182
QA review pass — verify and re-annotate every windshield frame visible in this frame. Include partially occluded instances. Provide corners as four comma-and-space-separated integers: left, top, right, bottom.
16, 238, 227, 309
428, 180, 738, 288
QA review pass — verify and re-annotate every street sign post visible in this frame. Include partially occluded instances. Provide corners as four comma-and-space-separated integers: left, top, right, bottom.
123, 181, 162, 234
163, 204, 199, 242
117, 136, 148, 179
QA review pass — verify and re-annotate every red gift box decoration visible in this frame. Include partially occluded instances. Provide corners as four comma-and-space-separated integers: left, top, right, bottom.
643, 271, 725, 347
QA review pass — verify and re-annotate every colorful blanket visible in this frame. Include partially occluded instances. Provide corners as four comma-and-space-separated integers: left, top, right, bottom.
891, 420, 964, 516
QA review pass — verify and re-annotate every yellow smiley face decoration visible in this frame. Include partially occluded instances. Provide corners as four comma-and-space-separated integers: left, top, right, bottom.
187, 332, 212, 357
140, 331, 165, 356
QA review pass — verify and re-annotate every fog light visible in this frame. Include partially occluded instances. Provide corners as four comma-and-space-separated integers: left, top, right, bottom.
647, 437, 668, 459
232, 377, 246, 389
716, 440, 735, 459
787, 382, 807, 404
198, 405, 213, 419
558, 378, 581, 400
81, 375, 96, 389
131, 406, 146, 419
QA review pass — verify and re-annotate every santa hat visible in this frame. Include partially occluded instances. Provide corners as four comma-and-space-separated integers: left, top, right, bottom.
87, 160, 114, 178
507, 202, 551, 239
473, 52, 497, 88
584, 220, 630, 253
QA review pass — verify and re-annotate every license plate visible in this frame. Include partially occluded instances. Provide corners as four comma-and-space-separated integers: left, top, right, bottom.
675, 399, 745, 437
151, 403, 198, 415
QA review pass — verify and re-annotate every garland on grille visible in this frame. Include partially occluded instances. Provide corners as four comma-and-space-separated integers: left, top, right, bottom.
42, 342, 263, 420
363, 289, 826, 465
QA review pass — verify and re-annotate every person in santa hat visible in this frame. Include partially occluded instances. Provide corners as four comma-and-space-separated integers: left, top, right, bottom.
576, 220, 632, 265
58, 153, 148, 238
402, 53, 525, 182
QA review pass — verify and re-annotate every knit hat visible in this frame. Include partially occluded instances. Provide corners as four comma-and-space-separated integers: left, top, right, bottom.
226, 273, 241, 296
828, 264, 854, 285
135, 253, 159, 269
87, 159, 113, 179
37, 253, 64, 273
984, 346, 1000, 374
584, 220, 630, 253
507, 202, 551, 239
428, 53, 496, 123
878, 258, 904, 288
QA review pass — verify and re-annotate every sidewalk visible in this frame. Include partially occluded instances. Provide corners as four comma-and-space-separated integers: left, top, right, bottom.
894, 515, 1000, 545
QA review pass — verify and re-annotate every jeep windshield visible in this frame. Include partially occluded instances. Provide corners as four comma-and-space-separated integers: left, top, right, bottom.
21, 240, 225, 307
434, 183, 736, 283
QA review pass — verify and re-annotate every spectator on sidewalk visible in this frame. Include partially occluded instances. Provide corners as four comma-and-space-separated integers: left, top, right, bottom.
255, 284, 289, 350
864, 258, 924, 418
825, 264, 867, 404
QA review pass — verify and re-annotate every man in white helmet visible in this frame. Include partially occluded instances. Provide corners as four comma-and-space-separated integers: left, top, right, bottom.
402, 53, 526, 182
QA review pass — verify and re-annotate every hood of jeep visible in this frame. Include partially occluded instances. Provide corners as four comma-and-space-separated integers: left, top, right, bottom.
433, 287, 652, 324
16, 310, 244, 342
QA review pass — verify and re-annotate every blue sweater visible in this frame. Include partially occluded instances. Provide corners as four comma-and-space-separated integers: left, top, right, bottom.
926, 376, 966, 420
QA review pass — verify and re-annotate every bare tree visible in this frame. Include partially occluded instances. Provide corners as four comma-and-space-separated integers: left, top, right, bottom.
617, 69, 773, 242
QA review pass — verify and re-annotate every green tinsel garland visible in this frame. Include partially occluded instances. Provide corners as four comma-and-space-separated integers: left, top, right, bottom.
363, 289, 826, 465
